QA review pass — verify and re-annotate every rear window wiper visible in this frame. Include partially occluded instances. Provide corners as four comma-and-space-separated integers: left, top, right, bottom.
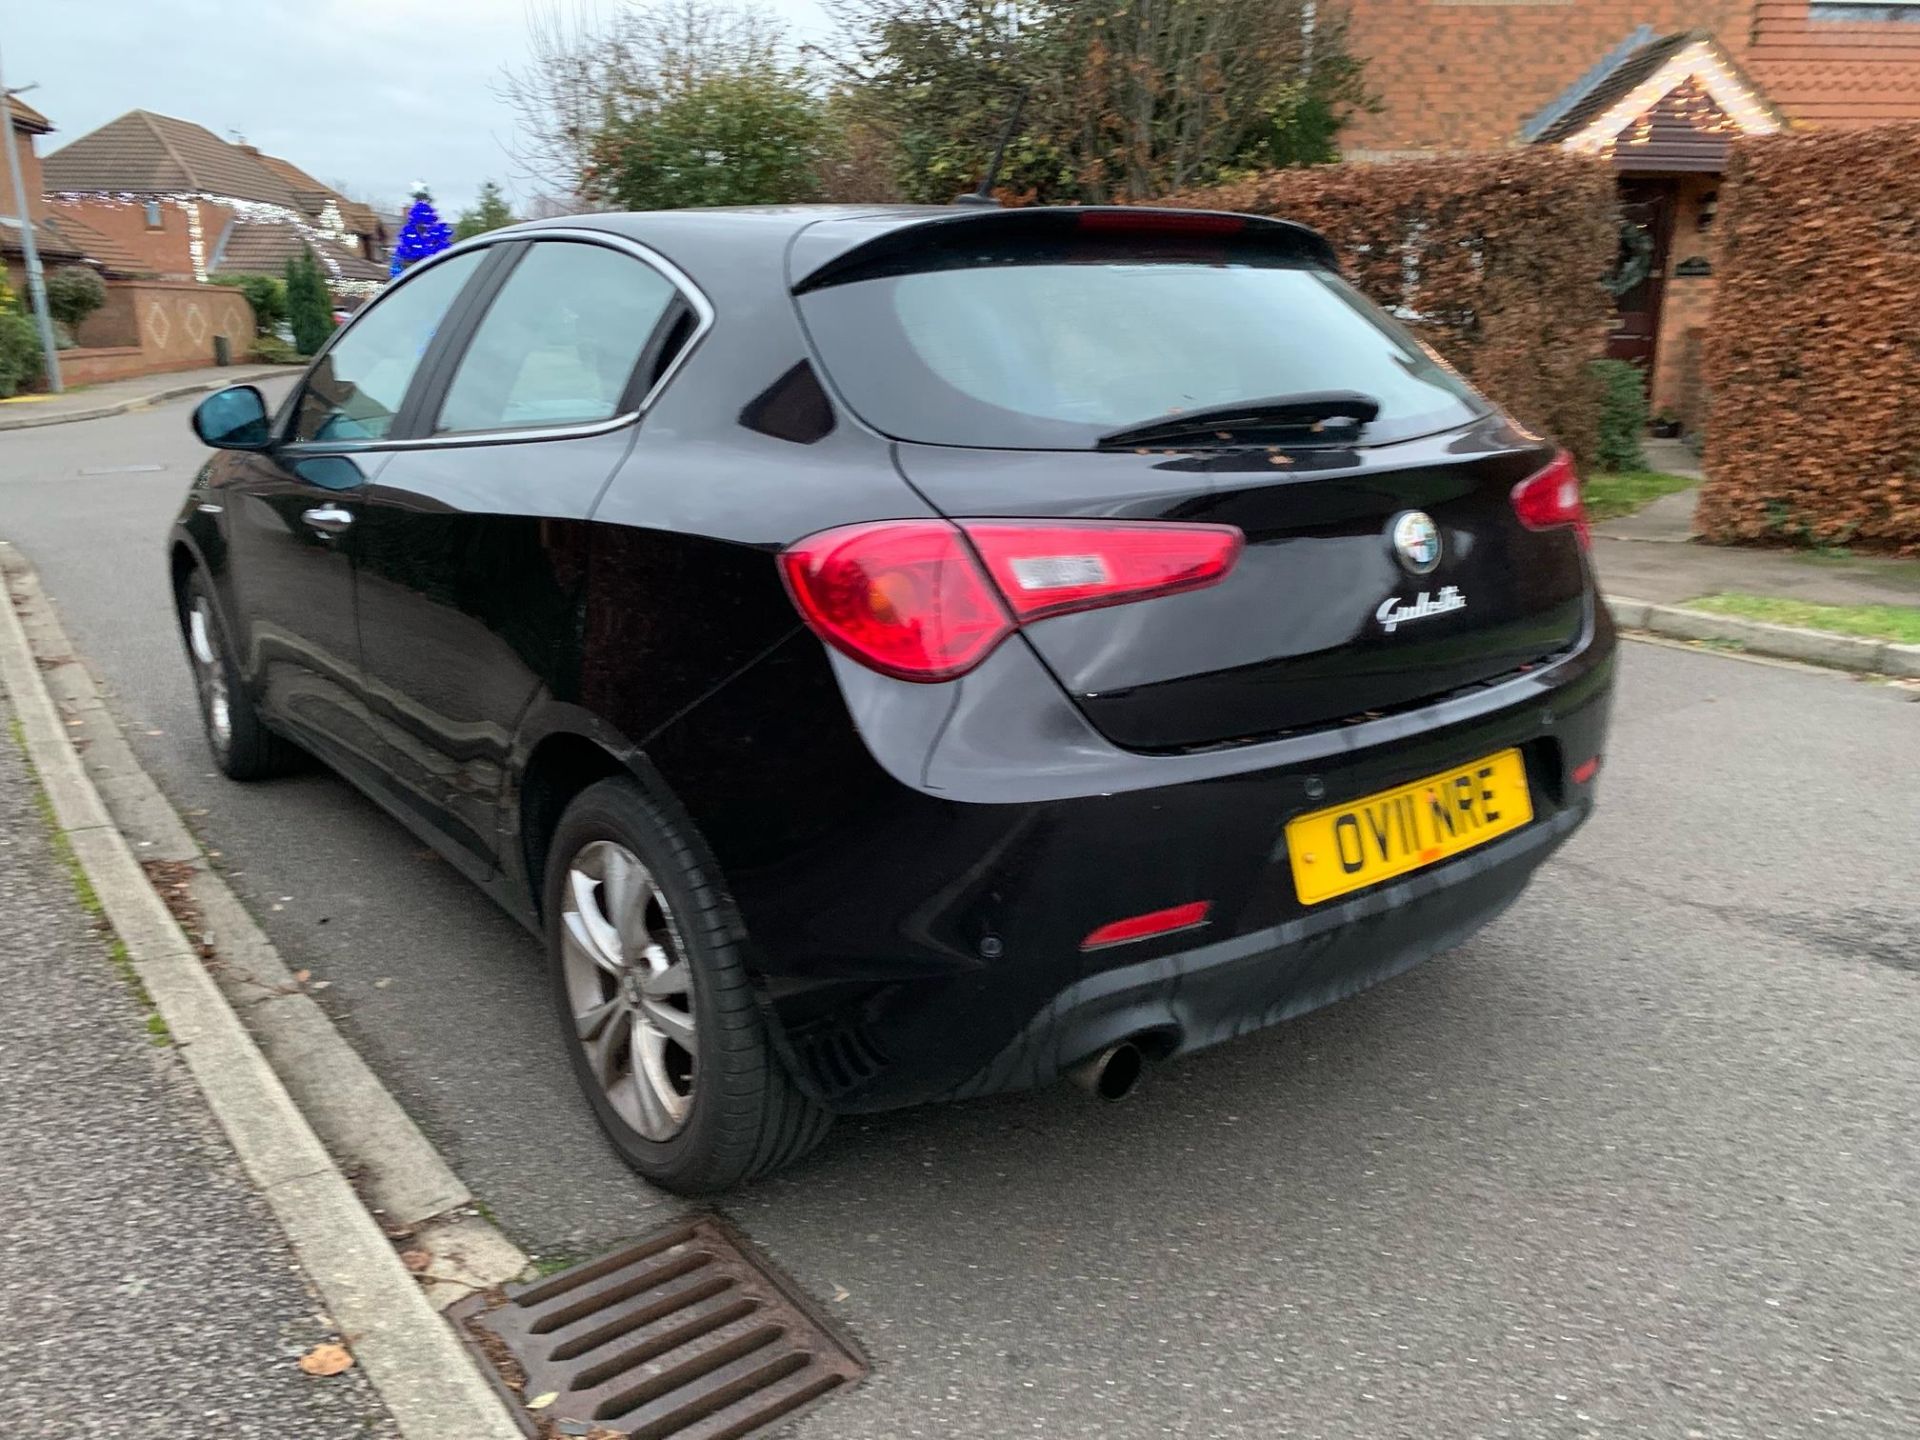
1095, 391, 1382, 450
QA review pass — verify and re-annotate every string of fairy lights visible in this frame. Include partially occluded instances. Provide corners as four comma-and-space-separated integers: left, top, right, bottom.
1560, 41, 1784, 158
48, 191, 386, 299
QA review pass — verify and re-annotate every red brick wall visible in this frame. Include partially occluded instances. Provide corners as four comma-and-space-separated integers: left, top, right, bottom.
1649, 173, 1723, 418
72, 279, 253, 373
8, 118, 48, 220
1342, 0, 1759, 153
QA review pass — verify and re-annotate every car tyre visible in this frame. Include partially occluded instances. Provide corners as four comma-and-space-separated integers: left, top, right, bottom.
544, 776, 831, 1193
181, 570, 304, 781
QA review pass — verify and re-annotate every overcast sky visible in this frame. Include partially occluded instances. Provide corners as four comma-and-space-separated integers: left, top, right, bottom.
3, 0, 831, 219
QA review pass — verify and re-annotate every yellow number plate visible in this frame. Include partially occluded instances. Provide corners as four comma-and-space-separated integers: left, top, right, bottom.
1286, 748, 1533, 906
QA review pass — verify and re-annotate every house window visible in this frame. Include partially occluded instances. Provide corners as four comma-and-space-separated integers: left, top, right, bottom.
1809, 0, 1920, 14
143, 200, 163, 229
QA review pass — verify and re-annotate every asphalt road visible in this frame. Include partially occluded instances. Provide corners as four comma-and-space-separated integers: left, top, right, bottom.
4, 391, 1919, 1438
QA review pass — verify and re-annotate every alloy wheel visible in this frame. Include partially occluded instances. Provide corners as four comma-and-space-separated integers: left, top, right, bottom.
187, 596, 232, 756
560, 840, 697, 1141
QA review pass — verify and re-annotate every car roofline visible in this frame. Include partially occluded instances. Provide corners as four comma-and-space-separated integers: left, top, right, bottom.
481, 206, 1338, 299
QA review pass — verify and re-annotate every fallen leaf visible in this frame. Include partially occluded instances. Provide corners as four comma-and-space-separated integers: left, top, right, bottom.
400, 1249, 432, 1272
373, 977, 393, 988
527, 1391, 559, 1411
298, 1342, 354, 1377
293, 970, 311, 983
832, 1283, 850, 1303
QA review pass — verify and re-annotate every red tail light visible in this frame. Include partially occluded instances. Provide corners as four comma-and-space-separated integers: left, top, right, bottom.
779, 521, 1011, 681
1510, 452, 1590, 548
781, 519, 1242, 681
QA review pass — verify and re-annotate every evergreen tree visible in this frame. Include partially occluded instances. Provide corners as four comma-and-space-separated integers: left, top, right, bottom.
391, 184, 454, 275
455, 181, 517, 240
285, 249, 333, 357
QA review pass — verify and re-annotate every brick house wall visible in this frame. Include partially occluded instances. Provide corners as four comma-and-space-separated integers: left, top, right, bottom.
1342, 0, 1760, 152
7, 119, 47, 221
41, 198, 247, 282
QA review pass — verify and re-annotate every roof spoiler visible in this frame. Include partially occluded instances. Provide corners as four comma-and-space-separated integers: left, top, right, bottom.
791, 206, 1340, 293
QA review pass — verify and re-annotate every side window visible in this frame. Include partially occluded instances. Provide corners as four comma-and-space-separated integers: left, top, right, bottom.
435, 242, 678, 435
292, 250, 483, 444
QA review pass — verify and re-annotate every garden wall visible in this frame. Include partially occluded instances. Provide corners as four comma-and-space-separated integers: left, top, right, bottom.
1166, 151, 1618, 470
1696, 124, 1920, 555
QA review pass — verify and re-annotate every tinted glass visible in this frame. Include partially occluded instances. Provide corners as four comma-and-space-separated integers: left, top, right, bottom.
291, 250, 482, 444
436, 242, 676, 434
800, 258, 1486, 450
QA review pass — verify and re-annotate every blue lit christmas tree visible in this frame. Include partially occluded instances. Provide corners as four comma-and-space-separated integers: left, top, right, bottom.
389, 182, 453, 276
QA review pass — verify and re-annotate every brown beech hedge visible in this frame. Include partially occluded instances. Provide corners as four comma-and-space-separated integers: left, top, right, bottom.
1165, 152, 1617, 470
1697, 124, 1920, 554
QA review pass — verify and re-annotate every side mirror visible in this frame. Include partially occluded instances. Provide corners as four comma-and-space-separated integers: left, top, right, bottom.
192, 385, 271, 450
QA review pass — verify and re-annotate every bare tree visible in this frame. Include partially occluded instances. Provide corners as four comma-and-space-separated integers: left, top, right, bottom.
827, 0, 1369, 203
500, 0, 798, 196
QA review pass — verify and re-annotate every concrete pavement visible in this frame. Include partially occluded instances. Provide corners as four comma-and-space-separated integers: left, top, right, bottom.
0, 692, 399, 1438
5, 389, 1920, 1437
1592, 446, 1920, 610
0, 362, 298, 431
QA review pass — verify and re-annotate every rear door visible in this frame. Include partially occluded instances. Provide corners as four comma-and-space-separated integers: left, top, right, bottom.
794, 211, 1588, 752
347, 235, 689, 876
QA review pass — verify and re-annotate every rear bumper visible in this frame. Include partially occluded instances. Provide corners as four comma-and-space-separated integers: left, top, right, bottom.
948, 800, 1581, 1103
651, 593, 1615, 1114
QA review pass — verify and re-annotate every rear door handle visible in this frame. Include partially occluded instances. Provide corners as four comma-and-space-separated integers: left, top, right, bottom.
301, 504, 354, 535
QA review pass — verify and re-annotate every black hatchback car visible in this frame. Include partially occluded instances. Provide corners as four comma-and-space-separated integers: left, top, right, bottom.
174, 206, 1613, 1192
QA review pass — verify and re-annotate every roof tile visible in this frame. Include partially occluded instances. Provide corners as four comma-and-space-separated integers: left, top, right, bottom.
247, 151, 384, 235
39, 207, 150, 274
211, 219, 386, 282
5, 95, 53, 134
1748, 0, 1920, 126
42, 110, 302, 207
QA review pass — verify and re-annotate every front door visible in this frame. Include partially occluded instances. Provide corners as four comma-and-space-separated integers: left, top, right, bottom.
223, 248, 487, 766
219, 447, 372, 750
1605, 179, 1675, 372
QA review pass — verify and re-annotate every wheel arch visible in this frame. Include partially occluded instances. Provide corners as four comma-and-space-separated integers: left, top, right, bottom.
509, 707, 717, 927
168, 535, 205, 629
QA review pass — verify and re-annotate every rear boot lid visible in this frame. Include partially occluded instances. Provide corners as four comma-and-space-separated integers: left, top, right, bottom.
793, 206, 1590, 751
892, 423, 1587, 750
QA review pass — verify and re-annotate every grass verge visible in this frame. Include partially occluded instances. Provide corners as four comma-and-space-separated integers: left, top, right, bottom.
1583, 470, 1695, 522
1686, 593, 1920, 646
7, 714, 169, 1041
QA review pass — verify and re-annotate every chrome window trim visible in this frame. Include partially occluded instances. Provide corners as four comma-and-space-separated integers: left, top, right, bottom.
280, 226, 716, 455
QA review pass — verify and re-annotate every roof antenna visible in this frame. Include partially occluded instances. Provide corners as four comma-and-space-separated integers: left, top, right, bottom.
953, 86, 1028, 208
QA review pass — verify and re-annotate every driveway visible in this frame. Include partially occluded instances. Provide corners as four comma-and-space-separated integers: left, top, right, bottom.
4, 390, 1919, 1437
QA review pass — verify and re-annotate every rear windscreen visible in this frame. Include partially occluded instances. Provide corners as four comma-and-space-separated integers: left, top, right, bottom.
797, 249, 1487, 450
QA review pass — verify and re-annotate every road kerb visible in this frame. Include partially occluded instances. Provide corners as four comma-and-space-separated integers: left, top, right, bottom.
0, 547, 524, 1440
1, 545, 484, 1231
1607, 595, 1899, 675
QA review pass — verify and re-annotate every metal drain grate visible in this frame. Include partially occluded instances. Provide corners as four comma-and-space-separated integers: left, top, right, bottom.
453, 1217, 864, 1439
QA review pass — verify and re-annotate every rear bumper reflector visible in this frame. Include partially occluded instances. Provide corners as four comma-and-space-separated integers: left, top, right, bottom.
1081, 901, 1213, 951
